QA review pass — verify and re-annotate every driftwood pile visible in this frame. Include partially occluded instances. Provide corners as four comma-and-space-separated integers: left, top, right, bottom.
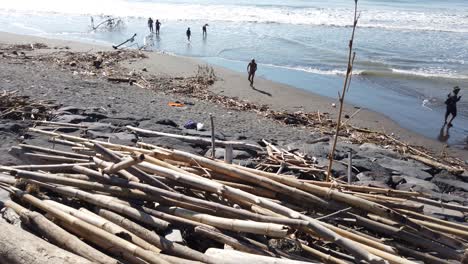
1, 126, 467, 264
0, 90, 58, 120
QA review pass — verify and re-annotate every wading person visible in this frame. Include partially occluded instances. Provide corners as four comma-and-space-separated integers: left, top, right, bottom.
444, 86, 462, 127
247, 59, 257, 86
202, 24, 209, 37
155, 19, 161, 35
148, 17, 154, 33
186, 27, 191, 41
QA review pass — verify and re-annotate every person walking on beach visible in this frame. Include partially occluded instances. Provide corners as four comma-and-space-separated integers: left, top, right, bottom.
155, 19, 161, 35
148, 18, 154, 33
247, 59, 257, 86
186, 27, 192, 41
444, 86, 462, 127
202, 24, 209, 37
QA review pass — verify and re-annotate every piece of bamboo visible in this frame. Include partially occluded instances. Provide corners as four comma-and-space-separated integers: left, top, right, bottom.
5, 200, 119, 264
349, 213, 461, 260
7, 186, 171, 264
126, 125, 263, 152
97, 209, 220, 264
103, 154, 145, 174
93, 157, 140, 182
43, 200, 161, 254
19, 143, 91, 159
26, 180, 170, 231
159, 206, 289, 237
300, 243, 349, 264
194, 226, 273, 256
133, 159, 387, 263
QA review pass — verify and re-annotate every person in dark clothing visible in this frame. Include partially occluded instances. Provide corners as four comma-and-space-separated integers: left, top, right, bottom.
186, 27, 191, 41
247, 59, 257, 86
444, 86, 462, 127
148, 18, 154, 33
155, 19, 161, 35
202, 24, 209, 37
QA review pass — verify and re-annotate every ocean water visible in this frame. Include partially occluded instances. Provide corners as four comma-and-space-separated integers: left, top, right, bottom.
0, 0, 467, 146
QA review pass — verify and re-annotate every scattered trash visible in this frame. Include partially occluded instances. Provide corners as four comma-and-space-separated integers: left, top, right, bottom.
168, 102, 185, 107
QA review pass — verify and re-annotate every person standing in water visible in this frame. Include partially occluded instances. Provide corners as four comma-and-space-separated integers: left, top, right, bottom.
148, 18, 154, 33
444, 86, 462, 127
202, 24, 209, 37
186, 27, 192, 41
155, 19, 161, 35
247, 59, 257, 86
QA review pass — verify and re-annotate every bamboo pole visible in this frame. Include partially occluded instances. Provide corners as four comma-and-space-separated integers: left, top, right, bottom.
102, 154, 145, 174
133, 158, 387, 263
127, 125, 263, 152
194, 226, 273, 256
158, 206, 289, 237
22, 179, 171, 231
349, 213, 462, 260
43, 200, 161, 254
93, 143, 175, 192
19, 143, 91, 159
5, 200, 120, 264
300, 243, 349, 264
97, 209, 220, 264
7, 186, 171, 264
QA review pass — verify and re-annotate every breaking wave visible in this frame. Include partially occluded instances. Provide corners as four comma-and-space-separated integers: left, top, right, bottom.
0, 0, 467, 33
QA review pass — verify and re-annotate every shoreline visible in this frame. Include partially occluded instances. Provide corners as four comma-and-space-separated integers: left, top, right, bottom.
1, 30, 467, 160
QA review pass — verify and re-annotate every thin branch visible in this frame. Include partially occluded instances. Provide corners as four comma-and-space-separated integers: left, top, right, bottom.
326, 1, 360, 182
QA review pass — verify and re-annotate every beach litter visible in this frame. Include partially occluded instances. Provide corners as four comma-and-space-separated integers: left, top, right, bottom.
0, 122, 467, 264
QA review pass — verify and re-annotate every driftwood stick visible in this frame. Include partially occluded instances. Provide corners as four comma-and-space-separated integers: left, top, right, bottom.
127, 125, 263, 152
210, 114, 216, 159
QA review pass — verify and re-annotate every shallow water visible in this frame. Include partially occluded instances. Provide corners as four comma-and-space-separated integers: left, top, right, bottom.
0, 0, 467, 145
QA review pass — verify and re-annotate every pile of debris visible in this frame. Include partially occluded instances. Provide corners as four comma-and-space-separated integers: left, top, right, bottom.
0, 90, 58, 121
0, 124, 467, 264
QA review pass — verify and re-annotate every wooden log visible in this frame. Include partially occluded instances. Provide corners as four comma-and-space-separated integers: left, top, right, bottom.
97, 209, 220, 264
127, 125, 263, 152
0, 221, 94, 264
5, 200, 119, 264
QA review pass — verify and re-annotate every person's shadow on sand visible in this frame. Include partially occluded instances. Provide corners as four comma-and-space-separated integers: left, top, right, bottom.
251, 85, 272, 97
437, 124, 451, 143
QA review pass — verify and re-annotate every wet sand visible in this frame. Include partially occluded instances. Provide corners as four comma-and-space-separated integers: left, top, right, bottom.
1, 31, 466, 160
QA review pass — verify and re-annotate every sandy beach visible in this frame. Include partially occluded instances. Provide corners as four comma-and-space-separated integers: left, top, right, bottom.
2, 29, 468, 264
1, 31, 466, 161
